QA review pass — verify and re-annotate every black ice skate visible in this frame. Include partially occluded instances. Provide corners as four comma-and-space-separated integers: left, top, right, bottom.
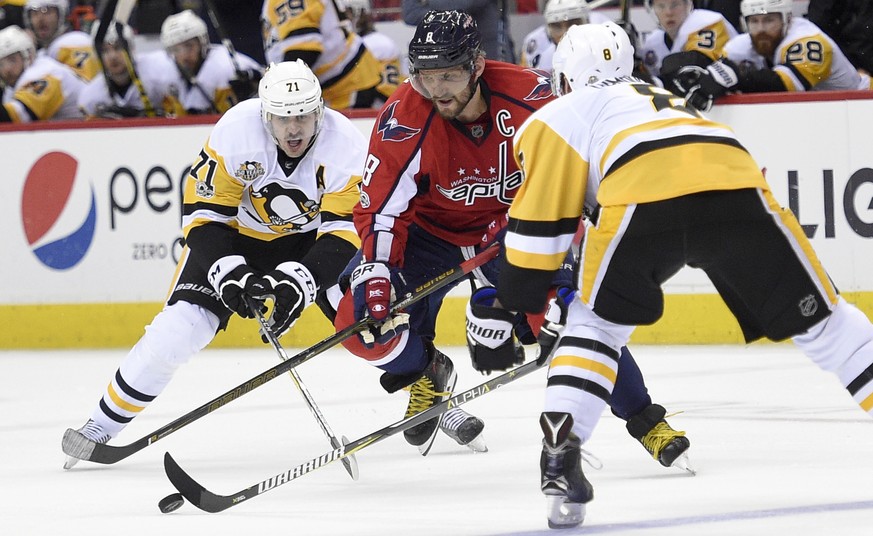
540, 411, 593, 529
403, 348, 457, 456
440, 407, 487, 452
626, 403, 694, 474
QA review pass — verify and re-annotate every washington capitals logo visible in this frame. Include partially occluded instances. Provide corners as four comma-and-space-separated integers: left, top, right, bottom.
377, 101, 421, 142
523, 69, 553, 100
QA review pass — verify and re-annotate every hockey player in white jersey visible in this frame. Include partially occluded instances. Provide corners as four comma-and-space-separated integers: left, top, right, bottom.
157, 9, 263, 116
343, 0, 403, 104
495, 22, 873, 529
639, 0, 737, 79
78, 20, 168, 118
520, 0, 613, 71
62, 60, 366, 469
673, 0, 873, 110
24, 0, 100, 81
0, 24, 84, 122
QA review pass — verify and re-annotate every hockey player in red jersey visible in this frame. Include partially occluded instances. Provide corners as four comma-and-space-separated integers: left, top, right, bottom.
334, 10, 693, 464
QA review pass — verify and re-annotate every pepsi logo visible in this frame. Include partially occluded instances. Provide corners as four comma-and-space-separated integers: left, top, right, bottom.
21, 151, 97, 270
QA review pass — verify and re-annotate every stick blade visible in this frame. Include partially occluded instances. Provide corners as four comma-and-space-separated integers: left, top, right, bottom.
164, 452, 235, 513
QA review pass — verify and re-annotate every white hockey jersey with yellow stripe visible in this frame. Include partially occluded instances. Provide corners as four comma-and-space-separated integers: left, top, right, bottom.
640, 9, 738, 76
2, 55, 85, 122
723, 17, 872, 91
42, 30, 100, 81
507, 77, 766, 273
182, 98, 364, 247
261, 0, 381, 108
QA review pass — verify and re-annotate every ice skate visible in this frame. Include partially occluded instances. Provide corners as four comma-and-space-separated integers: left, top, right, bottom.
440, 407, 487, 452
626, 404, 695, 474
403, 349, 457, 456
62, 419, 111, 470
540, 412, 593, 529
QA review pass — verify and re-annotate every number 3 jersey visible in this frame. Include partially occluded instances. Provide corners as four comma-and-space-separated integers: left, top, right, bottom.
182, 98, 366, 263
354, 60, 555, 266
640, 9, 738, 77
723, 17, 872, 91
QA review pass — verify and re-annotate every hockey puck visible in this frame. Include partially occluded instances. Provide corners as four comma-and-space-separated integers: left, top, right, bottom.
158, 492, 185, 514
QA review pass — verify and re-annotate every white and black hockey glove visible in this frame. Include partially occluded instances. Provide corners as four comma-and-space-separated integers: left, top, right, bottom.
249, 261, 317, 341
537, 287, 576, 366
208, 255, 264, 318
350, 261, 409, 348
466, 286, 525, 374
676, 60, 740, 112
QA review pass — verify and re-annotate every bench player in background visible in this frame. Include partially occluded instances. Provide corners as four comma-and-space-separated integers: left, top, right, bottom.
262, 0, 390, 109
157, 9, 263, 116
24, 0, 99, 80
0, 24, 84, 121
62, 60, 365, 468
77, 20, 168, 118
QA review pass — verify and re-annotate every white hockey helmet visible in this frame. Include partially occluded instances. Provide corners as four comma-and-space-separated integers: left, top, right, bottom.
259, 60, 325, 144
24, 0, 69, 41
740, 0, 793, 31
160, 9, 209, 50
91, 20, 135, 48
0, 25, 37, 64
544, 0, 590, 24
551, 21, 634, 95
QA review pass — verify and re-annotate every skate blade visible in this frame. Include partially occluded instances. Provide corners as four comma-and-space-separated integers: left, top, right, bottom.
671, 451, 696, 476
546, 495, 586, 529
61, 428, 95, 470
464, 434, 488, 453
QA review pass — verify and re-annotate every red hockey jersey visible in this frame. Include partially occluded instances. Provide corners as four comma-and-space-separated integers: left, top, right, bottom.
354, 61, 554, 266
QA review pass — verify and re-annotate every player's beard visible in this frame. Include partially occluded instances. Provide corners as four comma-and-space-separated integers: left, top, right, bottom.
431, 78, 479, 120
751, 32, 780, 59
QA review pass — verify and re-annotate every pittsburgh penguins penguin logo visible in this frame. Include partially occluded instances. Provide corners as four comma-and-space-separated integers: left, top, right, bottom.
248, 183, 319, 233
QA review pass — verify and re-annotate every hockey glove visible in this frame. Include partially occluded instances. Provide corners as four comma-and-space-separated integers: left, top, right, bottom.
537, 287, 576, 366
350, 261, 409, 348
249, 261, 317, 341
676, 60, 740, 112
466, 286, 525, 374
208, 256, 263, 318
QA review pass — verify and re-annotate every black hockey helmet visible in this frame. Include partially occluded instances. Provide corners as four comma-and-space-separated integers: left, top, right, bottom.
408, 10, 482, 73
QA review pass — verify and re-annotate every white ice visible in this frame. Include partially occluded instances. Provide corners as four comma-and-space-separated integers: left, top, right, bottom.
3, 344, 872, 535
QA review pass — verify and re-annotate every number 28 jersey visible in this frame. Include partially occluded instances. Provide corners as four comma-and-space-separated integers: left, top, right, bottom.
354, 61, 554, 266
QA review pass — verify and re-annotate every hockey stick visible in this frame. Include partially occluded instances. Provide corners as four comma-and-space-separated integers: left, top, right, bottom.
93, 0, 158, 117
61, 244, 499, 465
201, 0, 244, 78
163, 357, 546, 513
246, 296, 359, 480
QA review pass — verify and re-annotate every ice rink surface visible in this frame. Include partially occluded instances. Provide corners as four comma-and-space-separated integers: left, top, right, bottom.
3, 344, 872, 535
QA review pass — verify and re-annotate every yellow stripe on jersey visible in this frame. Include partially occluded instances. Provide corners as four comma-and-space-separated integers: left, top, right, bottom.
580, 204, 630, 304
314, 34, 356, 78
320, 174, 361, 217
56, 46, 100, 81
107, 382, 146, 413
780, 36, 834, 90
600, 140, 767, 206
600, 116, 714, 173
507, 118, 588, 272
512, 119, 588, 221
2, 102, 21, 122
682, 21, 733, 61
182, 141, 244, 237
550, 354, 618, 384
15, 76, 65, 120
321, 228, 360, 247
860, 392, 873, 413
266, 0, 324, 50
761, 189, 839, 305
